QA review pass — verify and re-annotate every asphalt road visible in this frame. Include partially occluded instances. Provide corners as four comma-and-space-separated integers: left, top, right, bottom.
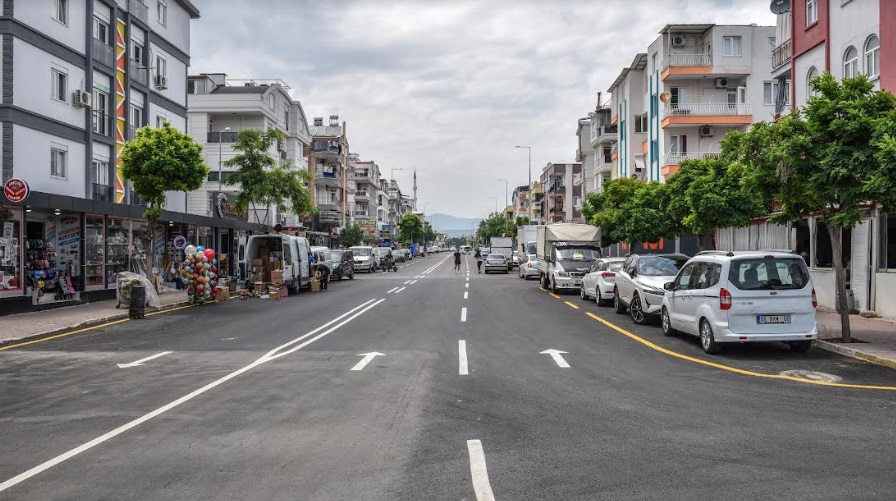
2, 252, 896, 500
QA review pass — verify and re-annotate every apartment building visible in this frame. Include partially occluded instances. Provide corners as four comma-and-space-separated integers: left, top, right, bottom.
350, 155, 380, 243
528, 181, 543, 224
608, 54, 648, 182
539, 163, 582, 223
0, 0, 243, 313
641, 24, 775, 181
308, 115, 349, 229
511, 185, 530, 220
186, 74, 312, 229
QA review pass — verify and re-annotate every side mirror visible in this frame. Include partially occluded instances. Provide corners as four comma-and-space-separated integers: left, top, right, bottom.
664, 282, 675, 291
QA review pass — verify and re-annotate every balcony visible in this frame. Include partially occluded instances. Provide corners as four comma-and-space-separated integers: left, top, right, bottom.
353, 210, 370, 217
92, 111, 113, 137
91, 38, 114, 68
129, 61, 148, 87
661, 151, 721, 177
319, 210, 340, 223
310, 140, 340, 158
661, 53, 716, 80
129, 0, 148, 24
661, 103, 752, 128
549, 206, 565, 213
772, 39, 792, 72
596, 155, 613, 173
317, 202, 339, 212
573, 172, 584, 186
548, 183, 565, 193
589, 123, 618, 146
354, 191, 370, 201
207, 131, 238, 143
92, 183, 113, 202
315, 170, 340, 187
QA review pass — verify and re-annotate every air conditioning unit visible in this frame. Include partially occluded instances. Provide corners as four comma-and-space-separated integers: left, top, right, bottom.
155, 75, 168, 90
700, 126, 714, 137
72, 90, 91, 108
715, 78, 730, 89
671, 35, 687, 48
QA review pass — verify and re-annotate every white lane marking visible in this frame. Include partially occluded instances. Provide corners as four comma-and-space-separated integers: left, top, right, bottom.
465, 283, 469, 288
415, 275, 424, 279
464, 291, 468, 299
540, 349, 571, 368
409, 280, 417, 284
466, 277, 469, 282
351, 351, 385, 371
116, 351, 172, 369
0, 299, 383, 493
387, 287, 399, 294
395, 287, 406, 293
461, 307, 467, 322
459, 340, 469, 375
467, 440, 496, 501
403, 280, 412, 285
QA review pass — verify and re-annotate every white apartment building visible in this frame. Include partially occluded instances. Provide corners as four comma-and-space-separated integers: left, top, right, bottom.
185, 74, 312, 228
308, 115, 349, 230
574, 115, 593, 201
0, 0, 236, 313
349, 156, 381, 243
608, 53, 647, 182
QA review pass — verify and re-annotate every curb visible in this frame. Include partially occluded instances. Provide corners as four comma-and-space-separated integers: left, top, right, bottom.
813, 339, 896, 372
0, 299, 194, 349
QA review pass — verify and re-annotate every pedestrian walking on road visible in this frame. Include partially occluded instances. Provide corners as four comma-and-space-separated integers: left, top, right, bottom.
454, 248, 462, 273
474, 248, 482, 273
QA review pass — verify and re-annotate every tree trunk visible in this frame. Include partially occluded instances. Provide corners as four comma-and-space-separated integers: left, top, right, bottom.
696, 233, 709, 252
142, 217, 155, 282
827, 223, 852, 343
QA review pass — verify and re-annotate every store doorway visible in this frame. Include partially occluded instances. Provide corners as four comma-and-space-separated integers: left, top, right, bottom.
219, 229, 233, 278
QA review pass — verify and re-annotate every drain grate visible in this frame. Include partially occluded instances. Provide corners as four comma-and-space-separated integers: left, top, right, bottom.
779, 369, 843, 382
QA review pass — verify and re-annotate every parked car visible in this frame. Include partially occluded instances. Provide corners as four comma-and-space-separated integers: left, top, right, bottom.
518, 253, 539, 280
394, 249, 407, 262
329, 249, 355, 280
375, 247, 397, 271
350, 246, 377, 273
661, 250, 818, 354
580, 257, 626, 306
614, 253, 689, 325
484, 253, 509, 274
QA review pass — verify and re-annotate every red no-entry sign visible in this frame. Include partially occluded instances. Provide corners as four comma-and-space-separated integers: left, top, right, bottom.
3, 178, 29, 203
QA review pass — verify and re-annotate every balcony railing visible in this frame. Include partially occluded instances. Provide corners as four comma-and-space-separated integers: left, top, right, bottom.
92, 111, 113, 137
91, 38, 114, 67
662, 53, 712, 69
548, 183, 565, 193
129, 0, 148, 24
92, 183, 113, 202
353, 210, 370, 217
772, 39, 792, 71
310, 140, 340, 156
663, 151, 721, 165
573, 172, 583, 186
129, 61, 148, 87
661, 103, 751, 117
207, 131, 238, 143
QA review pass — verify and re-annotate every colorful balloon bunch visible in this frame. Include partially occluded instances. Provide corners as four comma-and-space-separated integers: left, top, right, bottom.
181, 245, 219, 304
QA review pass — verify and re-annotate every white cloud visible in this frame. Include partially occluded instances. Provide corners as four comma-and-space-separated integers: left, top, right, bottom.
190, 0, 776, 218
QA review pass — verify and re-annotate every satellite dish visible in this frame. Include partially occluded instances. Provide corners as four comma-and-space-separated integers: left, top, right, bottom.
770, 0, 791, 14
659, 92, 672, 103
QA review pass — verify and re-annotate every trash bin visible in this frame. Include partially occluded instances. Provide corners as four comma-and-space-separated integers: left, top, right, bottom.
129, 284, 146, 319
835, 289, 855, 314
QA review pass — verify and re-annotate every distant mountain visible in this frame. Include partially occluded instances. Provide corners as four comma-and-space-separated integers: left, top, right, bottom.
427, 213, 481, 236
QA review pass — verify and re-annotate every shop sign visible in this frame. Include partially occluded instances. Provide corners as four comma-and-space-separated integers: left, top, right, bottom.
3, 178, 29, 203
213, 192, 246, 220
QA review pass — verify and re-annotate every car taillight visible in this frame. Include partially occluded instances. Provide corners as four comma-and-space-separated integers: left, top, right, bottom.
601, 272, 616, 278
811, 288, 817, 308
527, 262, 532, 268
720, 288, 732, 310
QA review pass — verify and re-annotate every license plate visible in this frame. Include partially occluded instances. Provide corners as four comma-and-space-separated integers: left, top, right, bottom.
574, 281, 581, 286
757, 315, 791, 324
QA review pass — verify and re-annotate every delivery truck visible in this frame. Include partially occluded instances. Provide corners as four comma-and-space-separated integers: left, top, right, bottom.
517, 225, 539, 258
239, 234, 312, 294
489, 236, 514, 271
536, 223, 601, 292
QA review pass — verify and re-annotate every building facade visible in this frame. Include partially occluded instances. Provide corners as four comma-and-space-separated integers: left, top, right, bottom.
608, 54, 647, 182
350, 156, 380, 244
308, 115, 349, 230
539, 163, 582, 223
511, 185, 530, 220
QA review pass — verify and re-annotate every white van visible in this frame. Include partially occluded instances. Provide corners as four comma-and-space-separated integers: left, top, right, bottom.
240, 234, 312, 293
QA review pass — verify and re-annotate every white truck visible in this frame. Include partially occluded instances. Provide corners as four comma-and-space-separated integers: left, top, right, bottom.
517, 225, 539, 258
536, 223, 601, 292
489, 236, 514, 270
239, 233, 312, 294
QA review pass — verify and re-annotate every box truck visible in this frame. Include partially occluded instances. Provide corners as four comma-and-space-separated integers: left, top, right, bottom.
536, 223, 601, 292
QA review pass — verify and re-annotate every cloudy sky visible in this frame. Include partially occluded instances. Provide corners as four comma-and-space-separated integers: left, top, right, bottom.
190, 0, 775, 219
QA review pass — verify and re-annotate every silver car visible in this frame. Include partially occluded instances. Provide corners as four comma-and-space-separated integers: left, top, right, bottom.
580, 257, 626, 306
484, 253, 508, 274
518, 253, 539, 280
614, 254, 689, 325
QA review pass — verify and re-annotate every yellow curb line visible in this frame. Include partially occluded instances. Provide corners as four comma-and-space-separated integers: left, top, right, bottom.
584, 311, 896, 392
564, 301, 580, 310
549, 293, 560, 299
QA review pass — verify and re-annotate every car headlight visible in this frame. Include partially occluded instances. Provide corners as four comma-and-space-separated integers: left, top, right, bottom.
556, 271, 569, 277
642, 285, 665, 296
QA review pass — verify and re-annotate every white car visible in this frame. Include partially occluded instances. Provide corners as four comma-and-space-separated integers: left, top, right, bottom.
350, 246, 377, 273
580, 257, 626, 306
518, 253, 539, 279
660, 250, 818, 354
614, 254, 689, 325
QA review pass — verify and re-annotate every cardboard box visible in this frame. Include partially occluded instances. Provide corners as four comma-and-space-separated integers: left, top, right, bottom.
251, 258, 264, 267
269, 289, 281, 300
254, 281, 266, 293
270, 270, 284, 284
215, 286, 230, 301
310, 278, 321, 292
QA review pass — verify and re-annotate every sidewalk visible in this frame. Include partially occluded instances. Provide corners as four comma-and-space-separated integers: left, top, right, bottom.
815, 309, 896, 371
0, 288, 189, 346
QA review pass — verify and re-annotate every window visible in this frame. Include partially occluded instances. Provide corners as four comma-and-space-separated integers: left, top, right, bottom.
131, 41, 144, 66
806, 67, 819, 97
51, 148, 68, 178
53, 0, 68, 25
93, 159, 110, 185
269, 95, 276, 110
723, 36, 742, 56
843, 46, 858, 78
729, 258, 810, 290
129, 104, 143, 127
51, 68, 67, 102
865, 35, 880, 78
807, 0, 818, 25
763, 80, 789, 106
670, 86, 688, 109
669, 135, 688, 155
93, 17, 108, 44
155, 54, 167, 79
157, 0, 167, 26
92, 89, 109, 135
634, 114, 648, 133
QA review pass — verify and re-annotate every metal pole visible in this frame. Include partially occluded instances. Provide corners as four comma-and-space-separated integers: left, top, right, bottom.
217, 127, 230, 193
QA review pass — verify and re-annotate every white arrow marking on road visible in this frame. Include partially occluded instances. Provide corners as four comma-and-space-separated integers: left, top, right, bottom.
387, 287, 399, 294
540, 349, 570, 368
117, 351, 172, 369
467, 440, 496, 501
351, 351, 384, 371
459, 340, 469, 375
461, 307, 467, 322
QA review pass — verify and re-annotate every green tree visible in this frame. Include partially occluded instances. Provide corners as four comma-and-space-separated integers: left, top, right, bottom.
121, 121, 208, 275
398, 213, 424, 245
224, 129, 313, 225
728, 74, 896, 342
422, 224, 437, 244
584, 177, 643, 247
477, 212, 518, 240
618, 181, 676, 246
339, 224, 364, 247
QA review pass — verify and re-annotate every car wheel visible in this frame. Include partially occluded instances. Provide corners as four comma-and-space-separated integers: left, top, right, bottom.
551, 277, 559, 293
580, 285, 588, 300
788, 340, 812, 353
613, 288, 626, 314
700, 319, 721, 354
661, 307, 676, 336
630, 294, 648, 325
349, 270, 354, 280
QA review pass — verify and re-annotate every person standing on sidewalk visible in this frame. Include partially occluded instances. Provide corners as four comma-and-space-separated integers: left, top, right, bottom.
453, 248, 462, 273
474, 248, 483, 273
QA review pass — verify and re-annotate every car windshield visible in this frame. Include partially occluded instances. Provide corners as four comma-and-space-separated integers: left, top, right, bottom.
331, 250, 343, 260
556, 248, 599, 261
376, 248, 390, 256
730, 257, 810, 290
637, 256, 688, 276
351, 247, 372, 256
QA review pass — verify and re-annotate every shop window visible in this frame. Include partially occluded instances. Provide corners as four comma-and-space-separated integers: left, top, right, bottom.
815, 222, 851, 269
25, 212, 81, 303
106, 219, 130, 285
0, 208, 23, 295
85, 216, 105, 288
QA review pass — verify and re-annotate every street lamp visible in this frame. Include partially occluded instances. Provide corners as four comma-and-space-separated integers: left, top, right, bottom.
515, 145, 532, 189
218, 127, 231, 192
